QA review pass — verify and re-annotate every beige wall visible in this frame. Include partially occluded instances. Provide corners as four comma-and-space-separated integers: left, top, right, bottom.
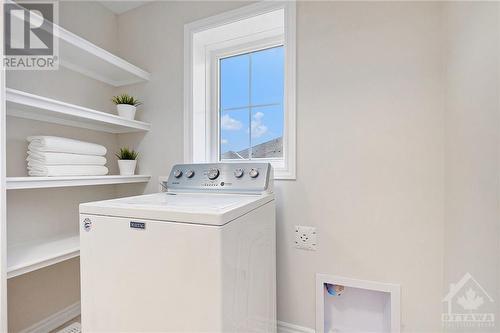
118, 2, 445, 331
443, 2, 500, 331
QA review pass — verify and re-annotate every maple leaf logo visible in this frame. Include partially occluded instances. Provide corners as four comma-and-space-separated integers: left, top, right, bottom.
457, 288, 484, 310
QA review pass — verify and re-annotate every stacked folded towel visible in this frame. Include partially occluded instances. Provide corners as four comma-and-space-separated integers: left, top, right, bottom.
27, 136, 109, 177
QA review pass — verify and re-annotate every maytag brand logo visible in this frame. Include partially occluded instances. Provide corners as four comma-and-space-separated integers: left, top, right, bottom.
3, 1, 59, 70
130, 221, 146, 230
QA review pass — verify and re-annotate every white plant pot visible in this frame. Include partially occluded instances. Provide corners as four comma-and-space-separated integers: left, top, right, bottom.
118, 160, 137, 176
116, 104, 137, 120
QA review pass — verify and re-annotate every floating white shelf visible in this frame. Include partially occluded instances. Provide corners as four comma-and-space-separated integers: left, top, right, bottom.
7, 235, 80, 279
6, 89, 151, 133
7, 1, 150, 86
6, 175, 151, 190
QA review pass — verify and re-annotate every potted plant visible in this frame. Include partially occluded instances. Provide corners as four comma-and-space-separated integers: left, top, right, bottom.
112, 94, 142, 120
116, 147, 138, 176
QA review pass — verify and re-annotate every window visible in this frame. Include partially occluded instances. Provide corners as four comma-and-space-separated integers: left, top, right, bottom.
219, 46, 284, 161
185, 2, 296, 179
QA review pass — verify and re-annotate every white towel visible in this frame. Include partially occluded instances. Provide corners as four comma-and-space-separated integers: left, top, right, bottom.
27, 151, 107, 166
27, 165, 109, 177
27, 136, 107, 156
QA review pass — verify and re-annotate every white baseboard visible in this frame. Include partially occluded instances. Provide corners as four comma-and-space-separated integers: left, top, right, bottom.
278, 320, 315, 333
18, 302, 80, 333
17, 308, 308, 333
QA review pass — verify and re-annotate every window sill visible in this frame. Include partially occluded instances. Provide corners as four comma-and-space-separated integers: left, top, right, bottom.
274, 170, 296, 180
270, 159, 295, 180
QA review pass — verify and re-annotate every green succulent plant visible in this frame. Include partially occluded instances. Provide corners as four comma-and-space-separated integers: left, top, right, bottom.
115, 147, 139, 160
112, 94, 142, 106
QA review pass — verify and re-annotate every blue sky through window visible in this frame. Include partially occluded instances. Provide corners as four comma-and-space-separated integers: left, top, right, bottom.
220, 46, 284, 159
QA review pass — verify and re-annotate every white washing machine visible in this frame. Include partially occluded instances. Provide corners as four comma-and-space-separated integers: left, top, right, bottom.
79, 163, 276, 332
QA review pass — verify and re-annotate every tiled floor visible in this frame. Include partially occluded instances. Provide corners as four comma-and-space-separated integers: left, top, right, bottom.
49, 316, 81, 333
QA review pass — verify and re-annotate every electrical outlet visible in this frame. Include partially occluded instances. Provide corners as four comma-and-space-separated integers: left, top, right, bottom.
294, 226, 317, 250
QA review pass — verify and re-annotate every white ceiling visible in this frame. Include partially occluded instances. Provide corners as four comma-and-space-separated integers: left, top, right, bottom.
100, 1, 149, 15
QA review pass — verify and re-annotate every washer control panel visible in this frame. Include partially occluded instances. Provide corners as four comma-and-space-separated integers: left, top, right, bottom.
166, 163, 272, 193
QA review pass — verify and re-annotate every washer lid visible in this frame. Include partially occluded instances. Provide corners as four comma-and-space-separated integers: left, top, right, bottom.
79, 192, 274, 226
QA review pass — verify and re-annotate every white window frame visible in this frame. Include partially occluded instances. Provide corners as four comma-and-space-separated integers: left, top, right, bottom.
184, 1, 296, 179
210, 37, 284, 163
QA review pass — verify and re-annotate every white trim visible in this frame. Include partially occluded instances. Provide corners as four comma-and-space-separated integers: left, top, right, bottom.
184, 1, 296, 179
6, 89, 151, 133
315, 274, 401, 333
6, 175, 151, 190
18, 302, 80, 333
278, 321, 315, 333
183, 21, 193, 163
184, 1, 289, 35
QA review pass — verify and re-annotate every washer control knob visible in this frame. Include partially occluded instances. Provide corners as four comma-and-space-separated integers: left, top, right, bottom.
249, 168, 259, 178
234, 168, 244, 178
207, 168, 220, 180
185, 170, 195, 178
173, 169, 183, 178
